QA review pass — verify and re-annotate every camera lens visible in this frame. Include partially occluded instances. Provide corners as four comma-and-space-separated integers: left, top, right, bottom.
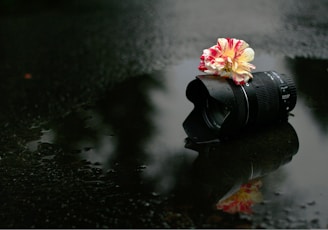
248, 71, 297, 124
183, 71, 297, 141
202, 97, 230, 130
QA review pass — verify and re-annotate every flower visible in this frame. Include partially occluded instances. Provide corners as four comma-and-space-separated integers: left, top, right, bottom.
198, 38, 256, 85
216, 179, 263, 214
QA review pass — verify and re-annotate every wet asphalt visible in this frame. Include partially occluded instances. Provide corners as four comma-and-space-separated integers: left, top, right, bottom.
1, 0, 328, 228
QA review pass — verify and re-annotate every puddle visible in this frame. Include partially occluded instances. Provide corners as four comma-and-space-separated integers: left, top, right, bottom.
15, 54, 328, 228
2, 0, 328, 227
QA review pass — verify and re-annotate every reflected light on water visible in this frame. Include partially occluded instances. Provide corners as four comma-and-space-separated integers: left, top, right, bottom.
143, 59, 199, 193
24, 54, 328, 228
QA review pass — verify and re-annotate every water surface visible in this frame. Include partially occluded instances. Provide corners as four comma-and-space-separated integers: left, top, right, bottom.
16, 54, 328, 228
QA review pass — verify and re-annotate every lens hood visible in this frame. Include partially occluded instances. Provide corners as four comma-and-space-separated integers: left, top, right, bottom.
183, 75, 248, 142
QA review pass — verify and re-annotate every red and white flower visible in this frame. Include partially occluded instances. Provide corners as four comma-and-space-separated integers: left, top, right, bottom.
198, 38, 256, 85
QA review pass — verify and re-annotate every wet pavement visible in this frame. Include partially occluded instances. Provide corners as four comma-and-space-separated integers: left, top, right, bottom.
1, 0, 328, 228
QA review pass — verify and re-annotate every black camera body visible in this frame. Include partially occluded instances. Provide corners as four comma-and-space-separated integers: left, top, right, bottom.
183, 71, 297, 143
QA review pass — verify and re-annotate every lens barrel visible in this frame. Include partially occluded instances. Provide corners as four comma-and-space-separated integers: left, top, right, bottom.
242, 71, 297, 125
183, 71, 297, 142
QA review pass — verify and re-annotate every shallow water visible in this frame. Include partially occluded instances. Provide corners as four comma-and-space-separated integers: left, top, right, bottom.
18, 54, 328, 228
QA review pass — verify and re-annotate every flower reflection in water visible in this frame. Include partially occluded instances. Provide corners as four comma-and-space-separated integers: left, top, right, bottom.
216, 179, 263, 214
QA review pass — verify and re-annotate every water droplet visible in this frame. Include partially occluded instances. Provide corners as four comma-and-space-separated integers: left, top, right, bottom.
307, 201, 316, 206
274, 191, 282, 196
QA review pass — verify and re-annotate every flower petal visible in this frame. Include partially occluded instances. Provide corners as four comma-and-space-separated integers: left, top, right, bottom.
217, 38, 228, 51
239, 47, 255, 62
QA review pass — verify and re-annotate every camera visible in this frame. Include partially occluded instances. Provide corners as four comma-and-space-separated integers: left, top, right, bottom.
183, 71, 297, 143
